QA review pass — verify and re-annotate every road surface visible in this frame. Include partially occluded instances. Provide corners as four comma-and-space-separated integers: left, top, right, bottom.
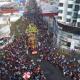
30, 55, 72, 80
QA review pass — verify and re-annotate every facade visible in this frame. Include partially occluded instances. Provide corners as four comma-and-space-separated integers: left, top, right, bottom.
58, 0, 80, 27
0, 19, 11, 49
36, 0, 58, 16
0, 10, 22, 49
0, 0, 11, 1
36, 0, 59, 49
57, 23, 80, 51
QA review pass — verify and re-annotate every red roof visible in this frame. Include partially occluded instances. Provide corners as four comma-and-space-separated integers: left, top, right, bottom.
40, 12, 58, 17
0, 9, 18, 13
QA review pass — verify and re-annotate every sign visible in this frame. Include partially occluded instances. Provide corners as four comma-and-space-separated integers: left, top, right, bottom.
26, 23, 38, 33
32, 50, 37, 54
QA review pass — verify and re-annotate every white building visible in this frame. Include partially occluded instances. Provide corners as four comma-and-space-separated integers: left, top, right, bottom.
57, 22, 80, 52
58, 0, 80, 27
36, 0, 58, 15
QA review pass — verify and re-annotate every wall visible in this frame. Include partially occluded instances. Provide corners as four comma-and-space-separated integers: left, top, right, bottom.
57, 30, 80, 51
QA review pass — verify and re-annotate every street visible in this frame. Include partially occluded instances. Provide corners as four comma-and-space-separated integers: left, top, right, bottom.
30, 54, 73, 80
40, 61, 64, 80
23, 0, 77, 80
0, 0, 80, 80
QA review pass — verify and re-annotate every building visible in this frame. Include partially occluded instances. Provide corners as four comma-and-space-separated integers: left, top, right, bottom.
36, 0, 58, 16
57, 22, 80, 52
0, 0, 11, 1
0, 10, 22, 49
58, 0, 80, 27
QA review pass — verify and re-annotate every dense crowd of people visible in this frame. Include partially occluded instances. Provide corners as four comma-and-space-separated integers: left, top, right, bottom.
37, 29, 53, 54
40, 53, 80, 80
35, 13, 80, 80
0, 35, 46, 80
0, 4, 80, 80
0, 8, 51, 80
0, 33, 80, 80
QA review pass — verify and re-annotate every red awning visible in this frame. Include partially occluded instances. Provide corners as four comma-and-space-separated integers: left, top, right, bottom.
40, 13, 58, 17
0, 9, 18, 13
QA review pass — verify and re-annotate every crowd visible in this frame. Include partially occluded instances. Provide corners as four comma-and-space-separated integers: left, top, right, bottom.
40, 53, 80, 80
36, 14, 80, 80
0, 35, 46, 80
37, 30, 53, 55
0, 5, 80, 80
0, 33, 80, 80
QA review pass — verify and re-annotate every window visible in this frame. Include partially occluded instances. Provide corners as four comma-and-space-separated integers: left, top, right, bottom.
75, 0, 80, 3
67, 12, 72, 15
78, 14, 80, 18
77, 22, 80, 27
58, 16, 62, 19
59, 3, 63, 6
67, 42, 71, 47
67, 35, 72, 38
68, 4, 73, 8
59, 10, 63, 13
73, 12, 78, 18
66, 19, 71, 22
73, 20, 77, 23
72, 20, 76, 26
74, 5, 79, 11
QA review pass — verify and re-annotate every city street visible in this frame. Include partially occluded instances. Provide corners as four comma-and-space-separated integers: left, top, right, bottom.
23, 0, 79, 80
41, 61, 64, 80
0, 0, 80, 80
30, 54, 73, 80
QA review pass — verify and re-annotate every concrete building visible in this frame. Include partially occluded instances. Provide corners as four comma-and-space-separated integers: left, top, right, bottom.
36, 0, 58, 15
58, 0, 80, 27
57, 22, 80, 52
0, 10, 22, 49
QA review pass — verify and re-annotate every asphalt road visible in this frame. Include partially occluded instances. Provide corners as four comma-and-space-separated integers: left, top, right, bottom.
40, 61, 72, 80
30, 55, 72, 80
40, 61, 64, 80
